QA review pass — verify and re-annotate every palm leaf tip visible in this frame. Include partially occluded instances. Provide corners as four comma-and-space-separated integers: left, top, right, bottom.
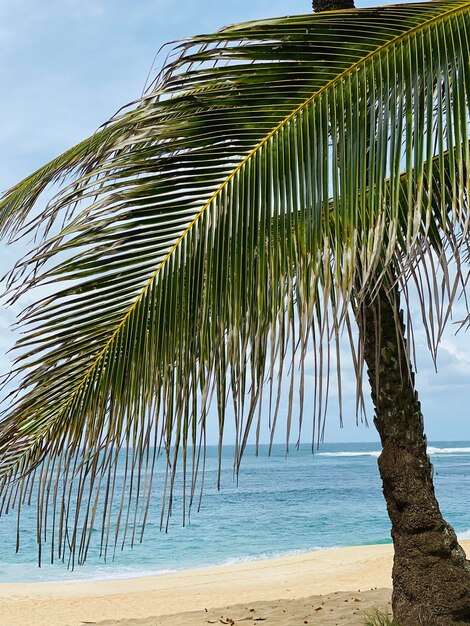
0, 0, 470, 564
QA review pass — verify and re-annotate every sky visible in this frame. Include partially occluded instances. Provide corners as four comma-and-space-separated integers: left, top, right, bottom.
0, 0, 469, 445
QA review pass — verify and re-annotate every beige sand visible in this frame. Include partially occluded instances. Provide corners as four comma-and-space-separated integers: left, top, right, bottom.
97, 589, 393, 625
0, 540, 468, 626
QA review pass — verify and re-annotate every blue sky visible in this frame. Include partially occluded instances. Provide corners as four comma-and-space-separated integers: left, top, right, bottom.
0, 0, 469, 445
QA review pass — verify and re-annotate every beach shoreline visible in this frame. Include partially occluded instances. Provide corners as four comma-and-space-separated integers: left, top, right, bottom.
0, 540, 468, 625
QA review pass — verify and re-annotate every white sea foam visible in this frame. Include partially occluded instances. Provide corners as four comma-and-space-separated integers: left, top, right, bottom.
220, 547, 327, 567
428, 447, 470, 455
1, 564, 178, 585
318, 451, 381, 458
72, 567, 177, 582
457, 529, 470, 540
318, 447, 470, 459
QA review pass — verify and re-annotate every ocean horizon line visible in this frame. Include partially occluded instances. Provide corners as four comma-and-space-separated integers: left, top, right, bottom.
118, 439, 470, 449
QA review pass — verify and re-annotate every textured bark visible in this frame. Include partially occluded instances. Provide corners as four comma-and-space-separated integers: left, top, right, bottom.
312, 0, 354, 11
362, 285, 470, 625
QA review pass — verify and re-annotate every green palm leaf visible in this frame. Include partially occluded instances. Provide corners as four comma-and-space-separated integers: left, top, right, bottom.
0, 1, 469, 565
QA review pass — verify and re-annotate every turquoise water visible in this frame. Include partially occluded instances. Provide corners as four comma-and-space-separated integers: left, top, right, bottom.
1, 441, 470, 583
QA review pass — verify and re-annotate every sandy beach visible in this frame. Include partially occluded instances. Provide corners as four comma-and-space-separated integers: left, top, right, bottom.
1, 540, 468, 626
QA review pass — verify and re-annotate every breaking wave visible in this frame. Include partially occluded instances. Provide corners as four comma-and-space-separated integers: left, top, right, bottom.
317, 447, 470, 459
317, 451, 381, 458
428, 447, 470, 455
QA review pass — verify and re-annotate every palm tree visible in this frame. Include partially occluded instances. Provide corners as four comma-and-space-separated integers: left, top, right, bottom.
1, 1, 470, 623
312, 1, 470, 624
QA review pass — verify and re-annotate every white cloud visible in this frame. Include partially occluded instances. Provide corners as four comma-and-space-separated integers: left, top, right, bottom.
439, 339, 470, 366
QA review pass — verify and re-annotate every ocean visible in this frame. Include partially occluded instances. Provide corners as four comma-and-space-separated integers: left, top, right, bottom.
0, 441, 469, 584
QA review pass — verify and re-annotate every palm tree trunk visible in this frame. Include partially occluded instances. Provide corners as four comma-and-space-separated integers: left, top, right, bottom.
309, 0, 470, 623
361, 284, 470, 625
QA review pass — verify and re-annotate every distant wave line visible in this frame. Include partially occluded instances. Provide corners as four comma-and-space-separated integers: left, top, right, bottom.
317, 451, 381, 458
427, 447, 470, 455
318, 447, 470, 458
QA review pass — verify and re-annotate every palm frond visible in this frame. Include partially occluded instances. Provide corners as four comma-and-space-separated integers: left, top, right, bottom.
0, 1, 469, 565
